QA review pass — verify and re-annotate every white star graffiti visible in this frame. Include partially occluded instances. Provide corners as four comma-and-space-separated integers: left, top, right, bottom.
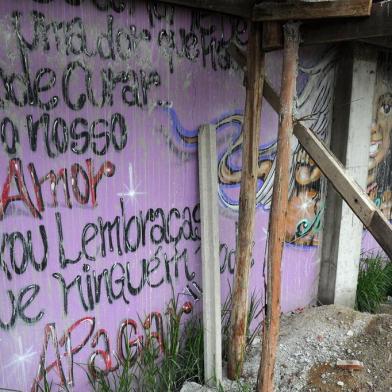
117, 163, 145, 202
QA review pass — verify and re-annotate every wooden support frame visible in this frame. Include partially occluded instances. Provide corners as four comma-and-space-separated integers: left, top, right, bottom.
198, 124, 222, 385
227, 42, 280, 113
227, 22, 265, 380
257, 22, 300, 392
301, 1, 392, 46
294, 122, 392, 259
253, 0, 372, 22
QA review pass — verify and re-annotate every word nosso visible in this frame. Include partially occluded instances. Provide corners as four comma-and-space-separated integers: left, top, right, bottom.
1, 112, 129, 157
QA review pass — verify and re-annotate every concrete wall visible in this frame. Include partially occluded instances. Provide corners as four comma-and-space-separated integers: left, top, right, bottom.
0, 1, 336, 390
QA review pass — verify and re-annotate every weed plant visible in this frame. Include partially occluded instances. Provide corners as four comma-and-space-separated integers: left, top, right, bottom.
356, 252, 392, 313
12, 286, 262, 392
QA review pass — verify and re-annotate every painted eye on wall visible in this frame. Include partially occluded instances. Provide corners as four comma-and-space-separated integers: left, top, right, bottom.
382, 103, 391, 114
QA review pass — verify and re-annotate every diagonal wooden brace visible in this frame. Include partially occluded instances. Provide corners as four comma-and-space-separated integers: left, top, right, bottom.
294, 121, 392, 259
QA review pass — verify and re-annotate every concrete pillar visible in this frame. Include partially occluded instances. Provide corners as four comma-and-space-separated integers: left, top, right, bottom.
198, 124, 222, 385
318, 44, 377, 308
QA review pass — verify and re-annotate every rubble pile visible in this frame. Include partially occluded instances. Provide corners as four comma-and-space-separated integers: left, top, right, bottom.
181, 305, 392, 391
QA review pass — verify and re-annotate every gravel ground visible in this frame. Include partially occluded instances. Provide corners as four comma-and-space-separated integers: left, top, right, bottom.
181, 305, 392, 391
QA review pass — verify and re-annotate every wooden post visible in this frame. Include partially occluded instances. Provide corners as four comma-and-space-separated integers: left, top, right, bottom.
257, 22, 300, 392
227, 22, 265, 380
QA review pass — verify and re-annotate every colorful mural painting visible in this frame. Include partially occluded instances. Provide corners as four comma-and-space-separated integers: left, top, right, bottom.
363, 53, 392, 251
0, 1, 337, 390
367, 54, 392, 218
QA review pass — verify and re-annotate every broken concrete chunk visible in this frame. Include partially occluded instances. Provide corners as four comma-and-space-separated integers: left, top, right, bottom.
336, 359, 364, 371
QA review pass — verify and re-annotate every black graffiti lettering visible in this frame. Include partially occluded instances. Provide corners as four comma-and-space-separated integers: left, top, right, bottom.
167, 208, 181, 245
27, 225, 48, 272
126, 259, 146, 296
70, 118, 89, 154
1, 117, 19, 155
147, 1, 174, 28
91, 119, 110, 156
150, 208, 168, 245
219, 243, 228, 273
0, 227, 48, 281
62, 61, 88, 111
97, 15, 115, 60
26, 113, 57, 158
178, 29, 199, 61
98, 216, 122, 257
17, 284, 44, 324
63, 61, 159, 111
83, 264, 95, 310
53, 273, 88, 314
34, 68, 58, 110
192, 203, 201, 240
109, 263, 129, 304
8, 232, 29, 275
65, 17, 95, 56
158, 30, 175, 73
146, 246, 164, 288
52, 117, 69, 154
56, 212, 82, 269
0, 234, 12, 281
0, 291, 17, 330
82, 223, 99, 262
27, 113, 128, 157
110, 113, 127, 151
228, 248, 236, 274
116, 25, 151, 61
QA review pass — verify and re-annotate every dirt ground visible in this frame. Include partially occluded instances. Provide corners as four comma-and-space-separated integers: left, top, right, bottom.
181, 305, 392, 391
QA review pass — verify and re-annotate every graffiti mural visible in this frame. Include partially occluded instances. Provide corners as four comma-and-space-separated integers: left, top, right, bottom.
0, 0, 335, 390
159, 49, 337, 246
367, 53, 392, 220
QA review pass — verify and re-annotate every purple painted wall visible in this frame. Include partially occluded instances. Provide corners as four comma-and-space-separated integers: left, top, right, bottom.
0, 1, 336, 390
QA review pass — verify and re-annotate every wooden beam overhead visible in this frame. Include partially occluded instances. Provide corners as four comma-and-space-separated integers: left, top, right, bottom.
157, 0, 253, 18
262, 21, 283, 51
301, 0, 392, 45
360, 36, 392, 51
253, 0, 372, 22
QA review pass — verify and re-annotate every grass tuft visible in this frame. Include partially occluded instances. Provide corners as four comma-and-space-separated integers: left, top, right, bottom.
356, 253, 392, 313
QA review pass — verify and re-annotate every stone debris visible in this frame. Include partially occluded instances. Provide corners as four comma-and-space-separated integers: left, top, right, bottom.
181, 305, 392, 391
336, 359, 364, 371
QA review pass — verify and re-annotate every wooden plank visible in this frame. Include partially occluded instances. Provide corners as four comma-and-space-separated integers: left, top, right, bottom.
158, 0, 252, 18
227, 42, 280, 113
198, 124, 222, 385
257, 22, 300, 392
227, 42, 247, 70
294, 122, 392, 259
302, 1, 392, 45
360, 37, 392, 50
253, 0, 372, 22
262, 21, 283, 51
227, 22, 265, 380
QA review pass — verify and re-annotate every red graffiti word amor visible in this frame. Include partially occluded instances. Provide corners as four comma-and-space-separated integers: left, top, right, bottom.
0, 158, 115, 220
